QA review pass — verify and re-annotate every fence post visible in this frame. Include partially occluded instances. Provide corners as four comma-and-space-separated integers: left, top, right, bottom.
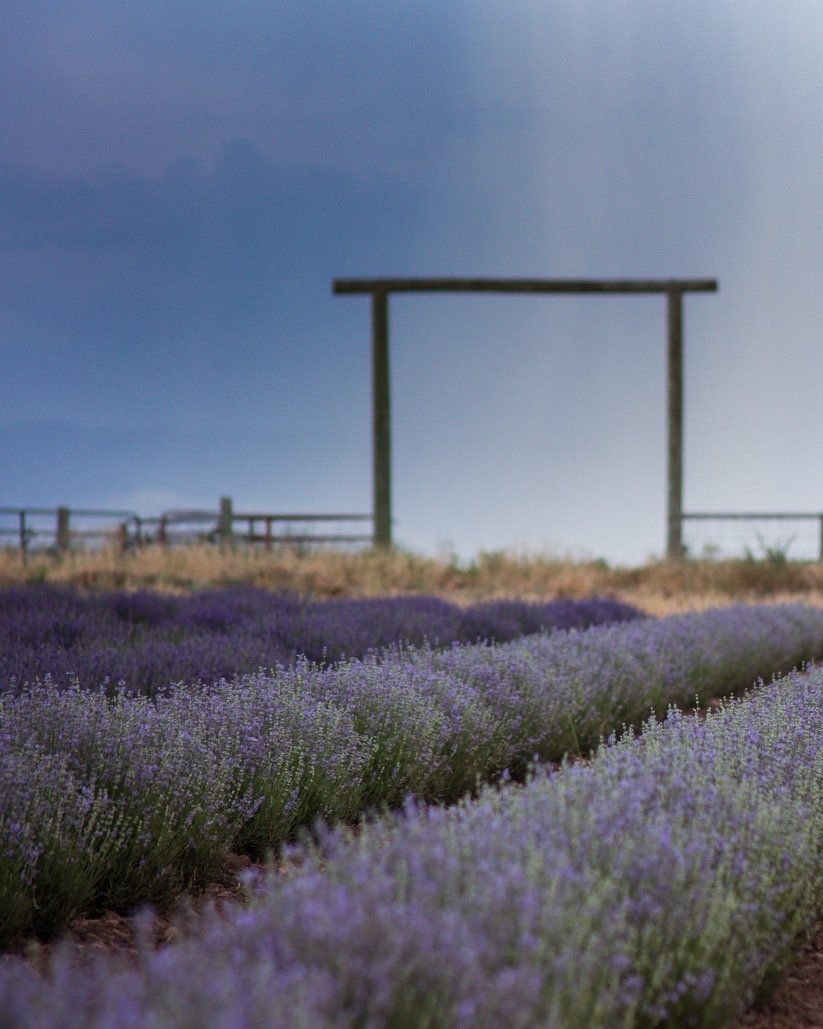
819, 515, 823, 563
56, 507, 71, 555
666, 289, 685, 561
19, 511, 27, 563
116, 522, 128, 551
219, 496, 234, 550
372, 289, 392, 547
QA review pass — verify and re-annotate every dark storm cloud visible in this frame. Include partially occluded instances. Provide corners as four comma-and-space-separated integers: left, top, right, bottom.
0, 140, 418, 354
0, 2, 471, 178
0, 137, 418, 452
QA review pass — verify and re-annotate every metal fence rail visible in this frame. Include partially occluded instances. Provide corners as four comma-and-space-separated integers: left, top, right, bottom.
681, 512, 823, 561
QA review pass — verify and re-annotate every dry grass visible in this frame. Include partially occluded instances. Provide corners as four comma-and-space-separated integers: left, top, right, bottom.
2, 544, 823, 618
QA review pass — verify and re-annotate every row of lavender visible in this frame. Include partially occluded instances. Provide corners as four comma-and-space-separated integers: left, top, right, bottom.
0, 585, 642, 695
3, 603, 823, 947
5, 664, 823, 1025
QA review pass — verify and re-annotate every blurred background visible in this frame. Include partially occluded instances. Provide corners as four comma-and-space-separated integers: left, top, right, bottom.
2, 2, 822, 563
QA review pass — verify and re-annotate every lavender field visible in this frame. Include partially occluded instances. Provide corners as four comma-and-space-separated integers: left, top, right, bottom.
3, 589, 823, 1025
4, 663, 823, 1025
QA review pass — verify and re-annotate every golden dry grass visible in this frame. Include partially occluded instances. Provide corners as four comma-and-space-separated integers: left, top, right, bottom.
2, 543, 823, 617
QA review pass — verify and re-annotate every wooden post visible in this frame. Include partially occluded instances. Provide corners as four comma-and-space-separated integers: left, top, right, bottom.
219, 496, 234, 550
819, 515, 823, 563
19, 510, 27, 563
56, 506, 71, 554
666, 289, 684, 560
372, 290, 392, 547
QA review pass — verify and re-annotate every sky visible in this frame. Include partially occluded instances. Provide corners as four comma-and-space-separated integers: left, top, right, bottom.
2, 1, 823, 564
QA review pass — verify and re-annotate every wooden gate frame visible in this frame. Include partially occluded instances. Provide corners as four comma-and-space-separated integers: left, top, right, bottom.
333, 278, 718, 559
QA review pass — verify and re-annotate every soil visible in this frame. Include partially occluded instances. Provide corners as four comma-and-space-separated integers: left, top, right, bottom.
3, 850, 823, 1027
1, 852, 260, 973
734, 922, 823, 1027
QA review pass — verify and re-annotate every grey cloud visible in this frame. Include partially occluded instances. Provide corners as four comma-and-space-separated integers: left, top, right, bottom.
0, 140, 419, 347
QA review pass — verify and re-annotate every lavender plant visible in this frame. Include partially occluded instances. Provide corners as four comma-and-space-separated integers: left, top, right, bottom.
1, 682, 259, 913
0, 746, 119, 940
170, 675, 373, 859
5, 667, 823, 1025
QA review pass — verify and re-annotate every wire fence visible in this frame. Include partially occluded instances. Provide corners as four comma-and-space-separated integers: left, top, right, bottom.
681, 513, 823, 562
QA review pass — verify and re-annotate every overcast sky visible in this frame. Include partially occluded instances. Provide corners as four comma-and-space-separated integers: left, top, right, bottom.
2, 2, 822, 564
